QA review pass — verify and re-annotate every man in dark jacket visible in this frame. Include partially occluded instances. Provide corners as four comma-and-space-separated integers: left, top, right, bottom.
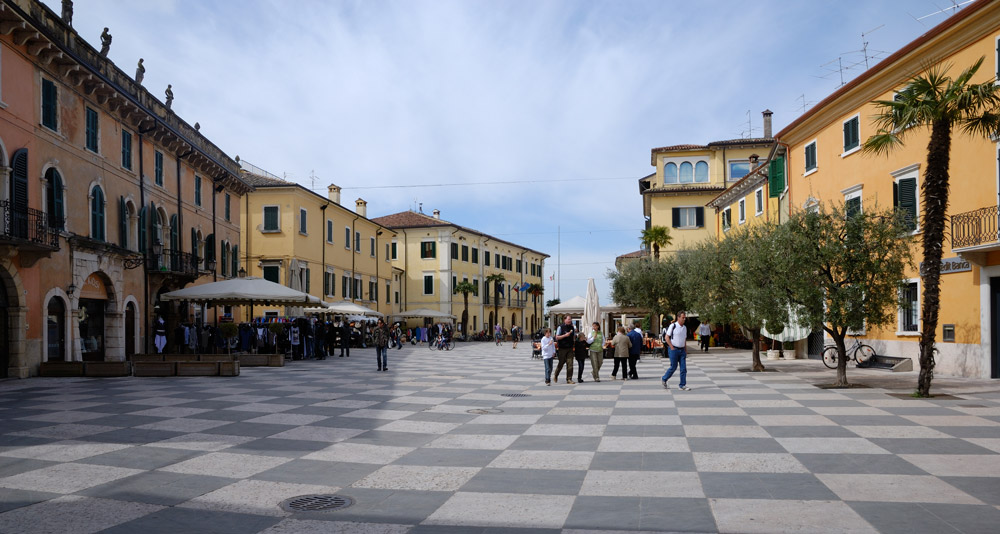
339, 320, 351, 357
626, 322, 643, 380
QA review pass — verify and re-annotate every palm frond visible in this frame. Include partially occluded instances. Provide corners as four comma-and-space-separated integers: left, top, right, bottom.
862, 132, 905, 157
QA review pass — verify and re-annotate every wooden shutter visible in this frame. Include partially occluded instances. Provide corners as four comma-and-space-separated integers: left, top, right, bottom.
10, 148, 28, 211
138, 207, 147, 254
42, 80, 57, 129
451, 242, 458, 259
431, 241, 436, 258
119, 196, 127, 247
897, 178, 917, 231
232, 245, 239, 275
671, 207, 680, 228
768, 156, 785, 197
695, 207, 704, 228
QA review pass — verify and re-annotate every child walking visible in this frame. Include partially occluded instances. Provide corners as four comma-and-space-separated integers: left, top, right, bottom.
540, 328, 555, 385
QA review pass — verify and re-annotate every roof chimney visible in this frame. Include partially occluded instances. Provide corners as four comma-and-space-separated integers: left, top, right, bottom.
327, 184, 341, 205
432, 209, 440, 220
355, 198, 367, 218
762, 109, 773, 138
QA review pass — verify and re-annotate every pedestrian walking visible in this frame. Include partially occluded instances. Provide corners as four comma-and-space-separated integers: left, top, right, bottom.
574, 330, 589, 383
698, 321, 712, 352
586, 322, 604, 382
339, 320, 351, 357
610, 326, 631, 380
662, 311, 691, 390
540, 328, 555, 385
553, 315, 576, 384
627, 322, 643, 379
372, 318, 390, 371
511, 325, 520, 349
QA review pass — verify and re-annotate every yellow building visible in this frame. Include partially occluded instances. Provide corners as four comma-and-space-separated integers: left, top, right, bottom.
240, 170, 398, 317
0, 0, 248, 375
776, 0, 1000, 378
371, 210, 549, 334
641, 112, 775, 254
706, 146, 787, 233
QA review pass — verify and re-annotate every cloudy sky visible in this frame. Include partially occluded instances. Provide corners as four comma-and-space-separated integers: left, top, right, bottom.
51, 0, 963, 304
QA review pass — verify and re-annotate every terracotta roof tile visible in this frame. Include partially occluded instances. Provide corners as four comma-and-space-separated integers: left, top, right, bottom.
369, 211, 451, 228
241, 172, 295, 187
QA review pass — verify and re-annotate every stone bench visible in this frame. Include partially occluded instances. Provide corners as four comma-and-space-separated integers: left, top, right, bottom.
131, 354, 240, 377
39, 361, 132, 377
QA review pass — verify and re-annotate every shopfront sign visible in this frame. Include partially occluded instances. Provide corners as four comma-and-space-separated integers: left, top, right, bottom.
919, 257, 972, 276
79, 273, 108, 300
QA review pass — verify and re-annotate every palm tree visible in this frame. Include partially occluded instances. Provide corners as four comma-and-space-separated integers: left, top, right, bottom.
454, 280, 477, 338
640, 226, 672, 260
485, 273, 506, 331
527, 283, 544, 331
863, 56, 1000, 397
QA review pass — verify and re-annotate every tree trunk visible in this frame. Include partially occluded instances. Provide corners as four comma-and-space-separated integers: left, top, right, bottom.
917, 119, 951, 397
750, 328, 765, 371
494, 282, 500, 331
832, 330, 849, 387
462, 293, 469, 338
654, 244, 660, 261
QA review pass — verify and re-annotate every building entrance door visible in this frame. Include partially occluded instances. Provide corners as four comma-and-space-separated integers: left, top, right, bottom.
0, 280, 8, 378
125, 302, 136, 358
991, 277, 1000, 379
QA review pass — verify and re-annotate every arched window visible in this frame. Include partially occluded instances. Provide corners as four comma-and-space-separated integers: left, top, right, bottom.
90, 185, 105, 241
663, 163, 677, 184
45, 168, 64, 230
678, 162, 693, 183
46, 296, 66, 361
694, 161, 709, 183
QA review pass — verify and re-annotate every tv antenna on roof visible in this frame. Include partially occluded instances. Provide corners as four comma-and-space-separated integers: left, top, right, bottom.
908, 0, 974, 25
739, 109, 758, 138
309, 169, 316, 191
796, 94, 817, 113
815, 24, 887, 88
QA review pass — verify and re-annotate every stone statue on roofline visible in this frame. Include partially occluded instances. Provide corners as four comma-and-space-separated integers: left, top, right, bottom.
165, 84, 174, 109
61, 0, 73, 26
99, 28, 112, 56
135, 58, 145, 84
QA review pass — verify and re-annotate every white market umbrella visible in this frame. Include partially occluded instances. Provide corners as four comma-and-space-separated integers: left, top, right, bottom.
761, 307, 812, 343
324, 301, 384, 317
394, 308, 457, 322
160, 277, 325, 307
548, 295, 586, 315
582, 279, 600, 333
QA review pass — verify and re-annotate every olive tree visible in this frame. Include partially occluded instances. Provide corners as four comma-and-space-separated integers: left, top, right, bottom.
608, 256, 685, 322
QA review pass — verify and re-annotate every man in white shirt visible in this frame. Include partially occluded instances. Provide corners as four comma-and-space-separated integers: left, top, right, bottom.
697, 322, 712, 352
661, 312, 691, 391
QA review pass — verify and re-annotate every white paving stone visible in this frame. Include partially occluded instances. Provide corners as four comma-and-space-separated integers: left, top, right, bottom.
0, 495, 162, 534
352, 465, 480, 491
0, 462, 142, 493
182, 479, 340, 517
425, 492, 575, 528
159, 452, 291, 478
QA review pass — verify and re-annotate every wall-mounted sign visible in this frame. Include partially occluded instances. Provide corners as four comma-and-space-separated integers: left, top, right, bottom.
79, 273, 108, 300
919, 257, 972, 276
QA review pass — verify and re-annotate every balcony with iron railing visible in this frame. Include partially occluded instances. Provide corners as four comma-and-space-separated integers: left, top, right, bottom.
483, 294, 527, 308
0, 200, 60, 251
149, 248, 201, 278
951, 205, 1000, 265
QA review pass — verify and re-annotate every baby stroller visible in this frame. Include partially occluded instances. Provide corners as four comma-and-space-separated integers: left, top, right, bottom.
531, 341, 542, 359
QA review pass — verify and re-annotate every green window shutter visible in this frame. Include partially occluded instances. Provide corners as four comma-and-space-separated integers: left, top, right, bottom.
42, 79, 57, 130
138, 207, 147, 254
451, 242, 458, 259
671, 207, 680, 228
768, 156, 785, 198
232, 245, 239, 275
391, 241, 397, 259
897, 178, 917, 231
225, 194, 231, 221
119, 196, 127, 247
431, 241, 436, 258
453, 276, 457, 294
263, 266, 279, 283
86, 108, 98, 151
695, 207, 704, 228
305, 267, 310, 293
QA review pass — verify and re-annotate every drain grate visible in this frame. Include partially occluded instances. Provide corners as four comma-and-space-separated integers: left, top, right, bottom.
466, 408, 503, 414
281, 494, 354, 513
500, 393, 531, 398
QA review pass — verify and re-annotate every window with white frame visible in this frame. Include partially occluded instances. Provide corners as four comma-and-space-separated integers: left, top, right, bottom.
354, 231, 361, 252
804, 140, 817, 174
899, 279, 919, 334
326, 219, 333, 243
391, 240, 397, 259
729, 160, 751, 182
738, 198, 746, 224
843, 185, 863, 219
370, 236, 376, 257
663, 157, 709, 184
324, 269, 335, 297
262, 206, 279, 232
299, 208, 308, 234
671, 207, 703, 229
722, 207, 732, 231
892, 165, 919, 232
354, 275, 363, 299
344, 227, 351, 249
423, 273, 434, 295
842, 114, 860, 155
385, 243, 391, 261
755, 187, 764, 215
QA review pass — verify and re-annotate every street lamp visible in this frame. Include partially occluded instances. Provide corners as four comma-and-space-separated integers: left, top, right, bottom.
206, 256, 217, 272
151, 239, 164, 257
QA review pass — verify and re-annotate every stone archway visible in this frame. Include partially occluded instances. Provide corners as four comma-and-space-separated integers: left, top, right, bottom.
74, 270, 119, 362
0, 254, 28, 377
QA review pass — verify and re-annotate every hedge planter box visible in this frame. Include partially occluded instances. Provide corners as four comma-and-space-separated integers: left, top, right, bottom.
133, 362, 175, 377
132, 354, 165, 362
238, 354, 269, 367
200, 354, 236, 363
268, 354, 285, 367
84, 362, 131, 377
219, 361, 240, 376
39, 361, 84, 377
176, 362, 220, 376
164, 354, 194, 363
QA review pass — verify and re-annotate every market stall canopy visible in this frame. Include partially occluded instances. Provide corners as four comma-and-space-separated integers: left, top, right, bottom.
324, 301, 384, 317
761, 308, 813, 342
160, 277, 326, 307
548, 295, 587, 315
394, 308, 457, 321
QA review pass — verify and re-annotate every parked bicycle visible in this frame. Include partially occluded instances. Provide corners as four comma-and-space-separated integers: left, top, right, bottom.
429, 335, 455, 351
822, 335, 876, 369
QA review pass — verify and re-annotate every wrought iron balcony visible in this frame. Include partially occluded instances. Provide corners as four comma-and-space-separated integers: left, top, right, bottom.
149, 249, 200, 277
0, 200, 60, 250
951, 205, 999, 250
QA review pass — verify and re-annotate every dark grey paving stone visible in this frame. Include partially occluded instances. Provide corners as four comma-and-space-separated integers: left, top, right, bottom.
78, 445, 205, 470
824, 415, 915, 426
183, 410, 261, 422
279, 406, 353, 417
409, 526, 561, 534
0, 457, 58, 478
672, 401, 740, 408
678, 415, 757, 426
940, 476, 1000, 506
868, 438, 997, 455
741, 407, 817, 416
460, 467, 586, 495
687, 437, 785, 453
77, 470, 233, 506
611, 408, 679, 416
700, 472, 838, 500
224, 437, 332, 458
199, 422, 289, 438
304, 487, 451, 524
252, 459, 379, 487
847, 501, 995, 534
98, 403, 171, 414
590, 452, 696, 472
171, 400, 244, 411
310, 417, 392, 431
535, 415, 610, 425
763, 425, 862, 438
82, 414, 171, 428
792, 453, 929, 475
602, 425, 686, 437
401, 412, 477, 424
98, 506, 281, 534
85, 428, 183, 445
0, 419, 62, 434
796, 399, 868, 407
508, 436, 601, 452
450, 424, 532, 435
551, 401, 617, 408
932, 426, 1000, 438
565, 496, 716, 532
348, 430, 440, 447
0, 487, 61, 513
880, 406, 965, 416
394, 447, 502, 467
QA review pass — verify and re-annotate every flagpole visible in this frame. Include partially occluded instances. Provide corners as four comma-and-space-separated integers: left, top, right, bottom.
557, 225, 561, 300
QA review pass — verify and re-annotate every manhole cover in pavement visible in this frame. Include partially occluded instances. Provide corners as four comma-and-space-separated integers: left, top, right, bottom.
500, 393, 531, 398
281, 494, 354, 513
466, 408, 503, 414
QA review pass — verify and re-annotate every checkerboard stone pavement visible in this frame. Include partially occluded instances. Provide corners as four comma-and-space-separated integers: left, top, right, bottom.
1, 345, 999, 534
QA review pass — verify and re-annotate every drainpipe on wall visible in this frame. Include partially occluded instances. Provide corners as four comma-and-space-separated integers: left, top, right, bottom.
350, 214, 360, 302
138, 133, 148, 354
320, 204, 327, 301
